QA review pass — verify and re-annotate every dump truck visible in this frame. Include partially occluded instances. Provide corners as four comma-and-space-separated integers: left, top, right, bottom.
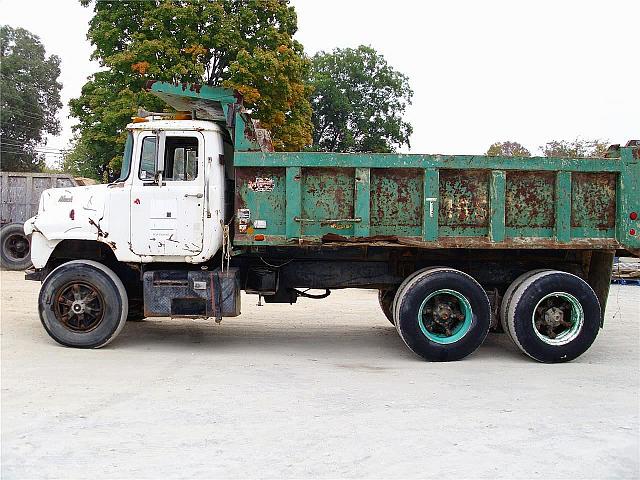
0, 172, 77, 270
23, 81, 640, 363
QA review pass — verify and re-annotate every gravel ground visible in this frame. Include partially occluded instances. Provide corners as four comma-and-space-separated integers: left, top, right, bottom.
1, 269, 638, 479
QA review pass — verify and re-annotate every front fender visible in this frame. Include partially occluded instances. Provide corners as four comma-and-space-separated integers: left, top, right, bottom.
28, 231, 61, 269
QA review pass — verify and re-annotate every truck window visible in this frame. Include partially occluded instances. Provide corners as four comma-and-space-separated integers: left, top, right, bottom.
116, 132, 133, 181
138, 135, 198, 181
165, 137, 198, 181
139, 136, 157, 180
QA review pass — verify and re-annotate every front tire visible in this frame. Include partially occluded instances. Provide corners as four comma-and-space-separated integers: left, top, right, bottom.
39, 260, 128, 348
505, 270, 600, 363
0, 223, 32, 270
395, 268, 491, 361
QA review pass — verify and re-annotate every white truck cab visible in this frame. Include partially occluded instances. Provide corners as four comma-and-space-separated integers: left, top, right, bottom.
25, 119, 227, 268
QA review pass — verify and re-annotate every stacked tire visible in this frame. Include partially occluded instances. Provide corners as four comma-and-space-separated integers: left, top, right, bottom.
0, 223, 32, 270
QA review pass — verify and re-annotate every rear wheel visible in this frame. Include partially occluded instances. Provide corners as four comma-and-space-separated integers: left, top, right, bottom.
392, 266, 445, 324
395, 268, 491, 361
39, 260, 128, 348
505, 270, 601, 363
500, 269, 552, 338
378, 289, 395, 324
0, 223, 32, 270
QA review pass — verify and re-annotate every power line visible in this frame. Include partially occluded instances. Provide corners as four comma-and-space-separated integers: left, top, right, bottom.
0, 147, 66, 157
0, 141, 70, 153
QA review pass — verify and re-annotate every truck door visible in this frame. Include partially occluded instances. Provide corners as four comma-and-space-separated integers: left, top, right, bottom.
130, 131, 205, 257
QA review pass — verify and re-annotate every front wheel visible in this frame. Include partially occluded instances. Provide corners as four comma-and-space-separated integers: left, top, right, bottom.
395, 268, 491, 361
39, 260, 128, 348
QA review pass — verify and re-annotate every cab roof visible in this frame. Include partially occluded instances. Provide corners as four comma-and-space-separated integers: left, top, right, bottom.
126, 119, 224, 132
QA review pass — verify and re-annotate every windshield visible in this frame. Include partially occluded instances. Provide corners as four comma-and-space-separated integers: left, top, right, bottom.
116, 132, 134, 181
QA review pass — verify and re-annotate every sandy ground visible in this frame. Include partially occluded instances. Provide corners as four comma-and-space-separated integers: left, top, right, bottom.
1, 269, 638, 479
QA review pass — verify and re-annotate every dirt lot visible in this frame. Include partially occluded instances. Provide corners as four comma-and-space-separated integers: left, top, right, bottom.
1, 269, 638, 479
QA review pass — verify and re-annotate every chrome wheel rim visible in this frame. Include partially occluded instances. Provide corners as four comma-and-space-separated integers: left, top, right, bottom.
532, 292, 583, 345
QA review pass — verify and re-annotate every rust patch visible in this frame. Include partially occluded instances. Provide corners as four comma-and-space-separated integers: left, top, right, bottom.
144, 79, 157, 90
370, 168, 422, 231
235, 167, 286, 235
318, 233, 619, 250
505, 171, 555, 228
439, 170, 489, 227
571, 172, 616, 229
301, 168, 355, 234
88, 218, 108, 238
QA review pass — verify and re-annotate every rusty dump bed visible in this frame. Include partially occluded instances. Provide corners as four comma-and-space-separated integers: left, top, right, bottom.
233, 147, 640, 255
145, 81, 640, 256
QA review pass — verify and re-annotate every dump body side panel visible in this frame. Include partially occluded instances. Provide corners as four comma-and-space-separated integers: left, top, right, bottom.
233, 148, 640, 255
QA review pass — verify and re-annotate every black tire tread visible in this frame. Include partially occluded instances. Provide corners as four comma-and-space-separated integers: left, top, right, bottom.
39, 260, 128, 348
395, 268, 491, 361
0, 223, 32, 271
506, 270, 600, 363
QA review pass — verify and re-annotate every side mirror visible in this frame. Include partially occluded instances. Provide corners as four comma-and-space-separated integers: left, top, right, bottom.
155, 130, 166, 184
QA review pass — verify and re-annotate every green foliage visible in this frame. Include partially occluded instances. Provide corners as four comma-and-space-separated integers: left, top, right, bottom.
308, 45, 413, 153
69, 0, 312, 179
486, 141, 531, 157
225, 44, 312, 151
0, 26, 62, 172
540, 139, 609, 158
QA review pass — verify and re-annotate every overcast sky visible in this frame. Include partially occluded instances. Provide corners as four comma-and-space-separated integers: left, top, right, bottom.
2, 0, 638, 164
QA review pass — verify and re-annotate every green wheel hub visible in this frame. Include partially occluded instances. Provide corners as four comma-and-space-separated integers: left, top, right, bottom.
532, 292, 584, 345
418, 289, 473, 344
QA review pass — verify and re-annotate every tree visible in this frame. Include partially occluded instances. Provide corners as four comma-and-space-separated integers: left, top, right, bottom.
69, 0, 312, 180
486, 141, 531, 157
308, 45, 413, 153
540, 139, 609, 158
0, 26, 62, 172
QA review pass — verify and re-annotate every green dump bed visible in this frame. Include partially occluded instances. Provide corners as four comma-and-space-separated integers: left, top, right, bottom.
233, 148, 640, 254
145, 81, 640, 255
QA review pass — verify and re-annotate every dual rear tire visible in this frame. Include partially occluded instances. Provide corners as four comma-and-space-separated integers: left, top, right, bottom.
501, 270, 601, 363
383, 267, 601, 363
392, 268, 491, 362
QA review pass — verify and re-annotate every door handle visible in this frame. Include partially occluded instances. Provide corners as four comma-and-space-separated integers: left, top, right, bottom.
184, 193, 204, 198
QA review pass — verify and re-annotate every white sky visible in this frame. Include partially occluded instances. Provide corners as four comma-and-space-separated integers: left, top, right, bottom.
2, 0, 638, 164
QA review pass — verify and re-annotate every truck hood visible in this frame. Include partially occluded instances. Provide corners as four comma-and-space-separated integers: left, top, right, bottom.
24, 184, 108, 241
